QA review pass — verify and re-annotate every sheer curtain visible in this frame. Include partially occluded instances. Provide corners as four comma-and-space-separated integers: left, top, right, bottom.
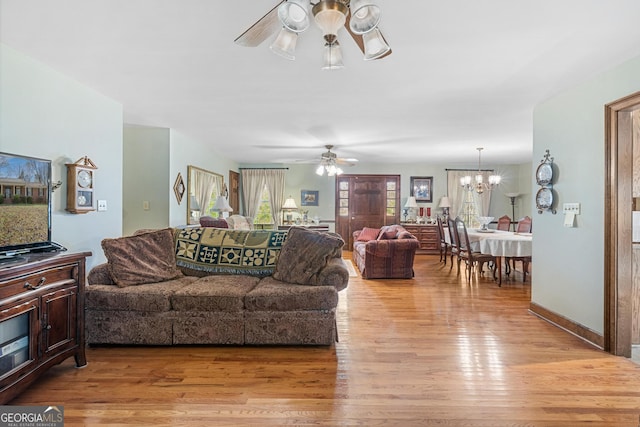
240, 169, 266, 220
447, 170, 493, 228
193, 169, 218, 218
264, 169, 285, 225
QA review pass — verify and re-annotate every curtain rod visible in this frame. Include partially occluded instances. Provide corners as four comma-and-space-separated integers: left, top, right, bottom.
445, 168, 494, 171
239, 167, 289, 170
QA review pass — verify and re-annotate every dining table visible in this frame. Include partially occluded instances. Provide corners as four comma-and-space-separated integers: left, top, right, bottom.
447, 228, 533, 285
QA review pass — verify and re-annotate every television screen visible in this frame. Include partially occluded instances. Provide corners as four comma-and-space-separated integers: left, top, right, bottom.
0, 152, 52, 255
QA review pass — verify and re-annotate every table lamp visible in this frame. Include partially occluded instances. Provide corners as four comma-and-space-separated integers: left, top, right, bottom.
439, 196, 451, 220
404, 196, 418, 223
282, 196, 298, 225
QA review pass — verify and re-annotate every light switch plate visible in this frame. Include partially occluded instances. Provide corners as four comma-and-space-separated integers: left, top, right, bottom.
563, 203, 580, 214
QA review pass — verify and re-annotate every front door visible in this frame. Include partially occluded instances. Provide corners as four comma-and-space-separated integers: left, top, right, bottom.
335, 174, 400, 248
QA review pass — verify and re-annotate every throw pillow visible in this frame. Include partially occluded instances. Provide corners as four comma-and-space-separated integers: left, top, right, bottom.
101, 228, 183, 287
377, 225, 402, 240
397, 231, 415, 239
273, 227, 345, 286
356, 227, 380, 242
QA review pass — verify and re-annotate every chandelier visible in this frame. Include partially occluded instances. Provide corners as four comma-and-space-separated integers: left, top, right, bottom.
460, 148, 501, 194
257, 0, 391, 70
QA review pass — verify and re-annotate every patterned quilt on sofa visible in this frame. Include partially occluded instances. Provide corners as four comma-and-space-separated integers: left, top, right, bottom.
175, 227, 288, 277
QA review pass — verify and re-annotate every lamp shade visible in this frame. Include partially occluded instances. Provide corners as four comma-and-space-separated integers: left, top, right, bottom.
404, 196, 418, 208
282, 197, 298, 210
212, 195, 233, 212
312, 0, 348, 36
322, 41, 344, 70
438, 196, 451, 208
270, 28, 298, 60
505, 192, 521, 198
278, 0, 311, 33
349, 0, 381, 35
362, 27, 390, 60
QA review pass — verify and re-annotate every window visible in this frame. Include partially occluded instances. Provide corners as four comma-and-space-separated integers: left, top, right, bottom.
253, 185, 274, 226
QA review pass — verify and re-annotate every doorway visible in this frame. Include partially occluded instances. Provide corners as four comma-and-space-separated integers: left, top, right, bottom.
334, 174, 400, 248
604, 91, 640, 357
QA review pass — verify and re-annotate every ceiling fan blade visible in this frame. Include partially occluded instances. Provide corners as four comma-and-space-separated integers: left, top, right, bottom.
344, 13, 365, 55
234, 1, 284, 47
343, 15, 392, 60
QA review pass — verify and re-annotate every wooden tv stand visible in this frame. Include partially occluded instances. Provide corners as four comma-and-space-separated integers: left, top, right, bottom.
0, 251, 91, 404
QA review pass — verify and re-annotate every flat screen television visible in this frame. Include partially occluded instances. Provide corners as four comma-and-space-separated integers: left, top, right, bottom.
0, 152, 63, 264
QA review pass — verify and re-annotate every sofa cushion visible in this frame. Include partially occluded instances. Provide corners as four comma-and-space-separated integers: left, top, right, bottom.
356, 227, 380, 242
101, 228, 183, 287
175, 227, 287, 277
244, 277, 338, 312
272, 227, 344, 286
86, 276, 197, 312
171, 275, 261, 312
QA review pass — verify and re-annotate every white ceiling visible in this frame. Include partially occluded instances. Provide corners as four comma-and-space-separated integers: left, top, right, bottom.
2, 1, 640, 166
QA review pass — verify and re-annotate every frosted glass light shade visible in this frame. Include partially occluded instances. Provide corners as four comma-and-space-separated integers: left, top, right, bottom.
362, 27, 390, 60
312, 1, 348, 35
270, 28, 298, 60
349, 0, 381, 34
322, 41, 344, 70
278, 0, 310, 33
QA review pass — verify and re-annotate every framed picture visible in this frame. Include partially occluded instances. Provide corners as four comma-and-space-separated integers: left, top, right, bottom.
410, 176, 433, 202
301, 190, 319, 206
173, 172, 185, 204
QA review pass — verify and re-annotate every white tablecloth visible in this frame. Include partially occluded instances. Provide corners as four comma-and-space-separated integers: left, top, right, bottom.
466, 230, 532, 257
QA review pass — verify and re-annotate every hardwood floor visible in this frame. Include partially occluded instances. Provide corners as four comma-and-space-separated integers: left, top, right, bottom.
11, 254, 640, 426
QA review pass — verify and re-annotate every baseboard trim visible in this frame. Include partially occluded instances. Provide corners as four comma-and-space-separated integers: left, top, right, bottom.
529, 302, 604, 350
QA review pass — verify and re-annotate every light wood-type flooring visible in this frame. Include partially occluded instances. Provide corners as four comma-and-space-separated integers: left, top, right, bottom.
11, 254, 640, 426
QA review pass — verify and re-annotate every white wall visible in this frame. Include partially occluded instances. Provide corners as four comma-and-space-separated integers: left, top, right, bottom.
0, 44, 123, 271
168, 130, 239, 227
123, 125, 170, 236
276, 161, 531, 224
532, 55, 640, 335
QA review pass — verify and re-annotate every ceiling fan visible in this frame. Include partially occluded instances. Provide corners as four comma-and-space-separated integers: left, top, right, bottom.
234, 0, 391, 69
316, 145, 358, 176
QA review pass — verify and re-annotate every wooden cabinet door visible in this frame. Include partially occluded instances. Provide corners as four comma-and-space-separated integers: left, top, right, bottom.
42, 286, 78, 358
335, 175, 400, 248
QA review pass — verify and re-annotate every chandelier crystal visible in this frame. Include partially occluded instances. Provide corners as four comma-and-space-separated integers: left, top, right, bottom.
460, 147, 501, 194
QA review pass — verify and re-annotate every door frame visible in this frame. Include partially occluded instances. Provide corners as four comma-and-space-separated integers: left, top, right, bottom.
604, 91, 640, 356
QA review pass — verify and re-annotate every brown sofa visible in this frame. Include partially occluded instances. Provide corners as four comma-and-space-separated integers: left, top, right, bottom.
85, 226, 349, 346
352, 224, 419, 279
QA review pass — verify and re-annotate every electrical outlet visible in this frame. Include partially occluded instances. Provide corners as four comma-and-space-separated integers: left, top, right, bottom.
563, 203, 580, 214
97, 200, 107, 211
143, 201, 150, 211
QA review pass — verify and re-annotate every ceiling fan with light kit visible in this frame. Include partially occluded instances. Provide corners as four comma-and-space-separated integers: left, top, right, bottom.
315, 145, 358, 176
234, 0, 391, 69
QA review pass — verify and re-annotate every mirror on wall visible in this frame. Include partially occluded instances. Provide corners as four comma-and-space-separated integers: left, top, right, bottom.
187, 165, 224, 225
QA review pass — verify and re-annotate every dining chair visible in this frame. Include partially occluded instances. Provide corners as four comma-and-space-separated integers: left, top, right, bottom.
454, 217, 497, 283
511, 216, 532, 281
447, 217, 461, 272
436, 216, 450, 264
497, 215, 511, 231
516, 216, 532, 233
